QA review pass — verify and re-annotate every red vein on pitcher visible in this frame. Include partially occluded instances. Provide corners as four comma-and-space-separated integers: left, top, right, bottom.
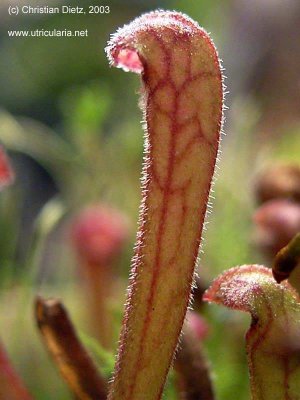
106, 10, 223, 400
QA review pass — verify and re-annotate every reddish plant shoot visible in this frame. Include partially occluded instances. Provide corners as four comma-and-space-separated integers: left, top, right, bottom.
272, 233, 300, 284
70, 204, 129, 348
253, 199, 300, 257
71, 204, 129, 267
204, 265, 300, 400
0, 341, 33, 400
254, 164, 300, 204
0, 145, 14, 191
106, 10, 223, 400
35, 297, 107, 400
186, 310, 209, 341
174, 322, 214, 400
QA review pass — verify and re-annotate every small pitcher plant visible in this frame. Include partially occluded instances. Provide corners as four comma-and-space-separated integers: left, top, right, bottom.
0, 9, 300, 400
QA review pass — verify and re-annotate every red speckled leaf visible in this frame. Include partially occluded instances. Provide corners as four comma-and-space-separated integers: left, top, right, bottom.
204, 265, 300, 400
0, 145, 14, 190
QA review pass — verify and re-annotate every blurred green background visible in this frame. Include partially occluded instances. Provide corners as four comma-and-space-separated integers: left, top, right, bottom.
0, 0, 300, 399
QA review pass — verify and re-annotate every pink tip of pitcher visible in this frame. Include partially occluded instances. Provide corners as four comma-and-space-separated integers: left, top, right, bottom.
113, 47, 143, 73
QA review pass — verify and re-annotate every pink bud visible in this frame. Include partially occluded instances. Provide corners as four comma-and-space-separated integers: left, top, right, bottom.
0, 146, 14, 191
70, 205, 129, 266
253, 199, 300, 256
186, 311, 209, 341
254, 164, 300, 204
